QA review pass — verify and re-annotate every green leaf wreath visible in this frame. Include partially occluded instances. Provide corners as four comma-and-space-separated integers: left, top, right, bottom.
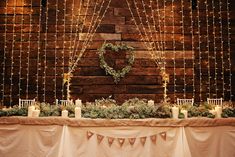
98, 43, 135, 83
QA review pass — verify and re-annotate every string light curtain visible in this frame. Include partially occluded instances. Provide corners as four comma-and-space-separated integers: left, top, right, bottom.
0, 0, 233, 105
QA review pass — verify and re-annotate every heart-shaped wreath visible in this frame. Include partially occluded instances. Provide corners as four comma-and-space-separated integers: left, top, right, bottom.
98, 43, 135, 83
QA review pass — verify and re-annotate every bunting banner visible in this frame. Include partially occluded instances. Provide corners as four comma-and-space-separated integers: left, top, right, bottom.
97, 134, 104, 144
140, 137, 147, 146
107, 137, 115, 147
128, 138, 136, 146
87, 131, 94, 140
118, 138, 125, 147
160, 132, 167, 141
86, 131, 167, 147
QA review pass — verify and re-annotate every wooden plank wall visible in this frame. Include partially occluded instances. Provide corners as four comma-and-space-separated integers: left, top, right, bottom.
0, 0, 234, 105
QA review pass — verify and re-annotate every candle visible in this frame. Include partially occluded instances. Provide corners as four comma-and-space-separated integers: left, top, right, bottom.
61, 110, 68, 118
32, 109, 40, 117
75, 107, 82, 118
75, 99, 82, 107
181, 110, 188, 119
148, 100, 154, 106
209, 109, 217, 116
172, 106, 179, 119
215, 105, 222, 118
28, 106, 35, 117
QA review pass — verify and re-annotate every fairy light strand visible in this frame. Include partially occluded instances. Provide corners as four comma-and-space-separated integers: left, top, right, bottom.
9, 0, 17, 106
62, 0, 67, 99
196, 0, 202, 101
54, 0, 59, 102
36, 0, 42, 101
70, 0, 89, 63
171, 0, 176, 102
180, 0, 186, 98
19, 0, 25, 100
218, 0, 225, 99
2, 0, 8, 105
26, 0, 33, 99
190, 0, 195, 99
205, 0, 211, 99
43, 0, 49, 102
226, 0, 232, 100
70, 0, 112, 73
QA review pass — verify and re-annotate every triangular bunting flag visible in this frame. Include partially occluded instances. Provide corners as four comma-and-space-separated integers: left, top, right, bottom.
118, 138, 125, 147
140, 137, 147, 146
160, 132, 167, 141
87, 131, 94, 140
150, 135, 157, 144
128, 138, 136, 146
107, 137, 115, 147
97, 134, 104, 144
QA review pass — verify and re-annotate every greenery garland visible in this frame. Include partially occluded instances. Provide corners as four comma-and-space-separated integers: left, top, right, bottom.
98, 43, 135, 83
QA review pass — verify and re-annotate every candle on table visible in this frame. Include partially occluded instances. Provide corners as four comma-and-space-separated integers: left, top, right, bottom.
32, 109, 40, 117
215, 105, 222, 118
172, 106, 179, 119
75, 99, 82, 107
148, 100, 154, 106
28, 106, 35, 117
181, 110, 188, 119
62, 110, 68, 118
75, 107, 81, 118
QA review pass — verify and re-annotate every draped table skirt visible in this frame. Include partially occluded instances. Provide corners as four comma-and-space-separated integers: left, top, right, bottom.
0, 117, 235, 157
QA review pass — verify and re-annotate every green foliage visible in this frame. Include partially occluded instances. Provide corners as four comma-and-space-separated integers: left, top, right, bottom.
98, 43, 135, 83
0, 99, 235, 119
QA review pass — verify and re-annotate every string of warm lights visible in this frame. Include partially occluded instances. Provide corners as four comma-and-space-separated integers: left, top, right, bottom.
9, 0, 17, 106
196, 0, 202, 101
180, 0, 186, 98
205, 0, 211, 99
149, 0, 162, 53
69, 0, 112, 74
61, 0, 67, 99
26, 0, 33, 100
126, 0, 163, 66
54, 0, 59, 102
211, 0, 217, 98
218, 0, 225, 99
36, 0, 42, 101
226, 0, 232, 100
2, 0, 8, 105
19, 0, 24, 100
67, 0, 75, 100
190, 0, 196, 101
43, 0, 49, 102
70, 0, 89, 63
140, 0, 159, 53
171, 0, 176, 102
125, 0, 155, 55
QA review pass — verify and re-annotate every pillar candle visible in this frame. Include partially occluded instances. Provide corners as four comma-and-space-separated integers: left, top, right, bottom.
75, 99, 82, 107
172, 106, 179, 119
28, 106, 35, 117
62, 110, 68, 118
181, 110, 188, 119
148, 100, 154, 106
32, 109, 40, 117
215, 106, 222, 118
75, 107, 82, 118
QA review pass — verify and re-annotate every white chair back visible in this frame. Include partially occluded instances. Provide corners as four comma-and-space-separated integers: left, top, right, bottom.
19, 98, 35, 108
56, 99, 73, 106
207, 98, 223, 106
177, 98, 194, 106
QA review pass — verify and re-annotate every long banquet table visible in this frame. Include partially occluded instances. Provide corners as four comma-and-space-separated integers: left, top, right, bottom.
0, 117, 235, 157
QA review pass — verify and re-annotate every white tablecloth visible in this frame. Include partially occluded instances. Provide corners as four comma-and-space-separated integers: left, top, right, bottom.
0, 117, 234, 157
